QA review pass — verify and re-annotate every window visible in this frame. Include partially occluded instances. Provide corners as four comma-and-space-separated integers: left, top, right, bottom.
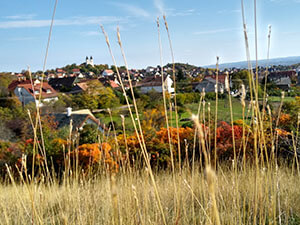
46, 89, 52, 93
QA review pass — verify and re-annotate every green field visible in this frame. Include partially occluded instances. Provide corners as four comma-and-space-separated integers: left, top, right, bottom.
97, 96, 297, 132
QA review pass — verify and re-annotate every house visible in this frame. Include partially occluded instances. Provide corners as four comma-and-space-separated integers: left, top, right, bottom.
56, 69, 65, 73
56, 69, 66, 78
99, 76, 120, 89
48, 73, 56, 79
52, 108, 104, 133
102, 69, 114, 76
72, 68, 81, 74
194, 77, 225, 93
9, 79, 58, 106
146, 66, 155, 73
267, 72, 292, 90
69, 79, 101, 94
49, 77, 78, 92
273, 77, 292, 91
8, 78, 31, 92
71, 81, 89, 94
136, 74, 174, 94
15, 73, 26, 80
108, 80, 120, 89
269, 71, 297, 80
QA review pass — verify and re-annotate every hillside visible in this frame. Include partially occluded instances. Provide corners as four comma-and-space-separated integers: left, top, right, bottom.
205, 56, 300, 70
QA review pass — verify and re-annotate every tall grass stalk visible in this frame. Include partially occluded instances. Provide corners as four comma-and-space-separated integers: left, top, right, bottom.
225, 72, 237, 170
156, 17, 179, 222
214, 56, 220, 169
162, 15, 182, 170
101, 25, 167, 225
35, 0, 59, 179
120, 115, 130, 171
262, 25, 272, 119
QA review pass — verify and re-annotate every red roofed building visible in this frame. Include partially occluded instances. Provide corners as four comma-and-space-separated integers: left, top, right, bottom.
102, 69, 114, 76
10, 79, 58, 107
8, 79, 31, 92
136, 74, 174, 93
56, 69, 65, 73
72, 68, 81, 74
209, 74, 227, 85
108, 80, 120, 89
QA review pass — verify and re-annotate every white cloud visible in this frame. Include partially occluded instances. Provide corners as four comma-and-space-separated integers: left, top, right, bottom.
165, 8, 197, 17
4, 14, 37, 20
194, 28, 240, 35
0, 16, 122, 29
154, 0, 165, 15
82, 31, 100, 37
111, 2, 150, 18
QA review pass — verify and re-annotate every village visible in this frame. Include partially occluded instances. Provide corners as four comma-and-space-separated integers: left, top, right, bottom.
8, 56, 300, 107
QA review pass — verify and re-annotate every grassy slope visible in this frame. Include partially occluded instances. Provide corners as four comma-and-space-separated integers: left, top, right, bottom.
1, 165, 299, 224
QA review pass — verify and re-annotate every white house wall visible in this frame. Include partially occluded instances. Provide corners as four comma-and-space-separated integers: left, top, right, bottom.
14, 87, 58, 107
14, 87, 35, 105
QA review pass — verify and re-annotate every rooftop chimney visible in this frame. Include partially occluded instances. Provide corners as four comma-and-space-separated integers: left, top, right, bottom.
67, 107, 72, 117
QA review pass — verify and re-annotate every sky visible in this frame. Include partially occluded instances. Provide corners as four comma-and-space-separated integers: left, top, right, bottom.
1, 0, 300, 72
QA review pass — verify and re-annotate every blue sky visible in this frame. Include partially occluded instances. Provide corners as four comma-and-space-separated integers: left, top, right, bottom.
1, 0, 300, 72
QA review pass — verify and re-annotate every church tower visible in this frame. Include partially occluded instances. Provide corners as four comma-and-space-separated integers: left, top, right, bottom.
85, 56, 94, 67
90, 56, 94, 67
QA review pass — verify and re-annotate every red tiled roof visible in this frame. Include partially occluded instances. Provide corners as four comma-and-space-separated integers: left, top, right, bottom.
76, 82, 89, 91
56, 69, 65, 73
11, 80, 58, 99
72, 68, 80, 73
8, 80, 31, 92
103, 69, 114, 74
109, 80, 119, 88
207, 74, 226, 84
136, 75, 167, 87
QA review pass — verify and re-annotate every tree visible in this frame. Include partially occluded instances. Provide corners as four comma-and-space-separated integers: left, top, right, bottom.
111, 65, 117, 73
177, 68, 185, 81
79, 124, 99, 145
98, 87, 120, 109
142, 108, 165, 131
72, 80, 119, 110
231, 70, 249, 91
0, 73, 14, 97
72, 93, 99, 110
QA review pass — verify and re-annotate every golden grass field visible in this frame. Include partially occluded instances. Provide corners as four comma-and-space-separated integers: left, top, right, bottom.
1, 164, 300, 224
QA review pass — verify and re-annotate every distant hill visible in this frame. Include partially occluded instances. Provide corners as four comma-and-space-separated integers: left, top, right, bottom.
165, 63, 198, 71
205, 56, 300, 70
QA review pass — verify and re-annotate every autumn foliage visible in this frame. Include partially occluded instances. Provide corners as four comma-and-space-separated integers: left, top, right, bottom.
70, 143, 118, 172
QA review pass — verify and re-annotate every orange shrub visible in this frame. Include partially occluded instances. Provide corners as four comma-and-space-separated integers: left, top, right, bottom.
71, 142, 117, 170
156, 127, 194, 146
279, 113, 291, 125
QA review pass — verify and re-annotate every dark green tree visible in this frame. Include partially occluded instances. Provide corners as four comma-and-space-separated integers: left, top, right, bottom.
177, 68, 185, 81
79, 124, 99, 145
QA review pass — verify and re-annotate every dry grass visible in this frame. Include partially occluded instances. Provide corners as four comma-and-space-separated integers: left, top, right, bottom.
0, 165, 300, 224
